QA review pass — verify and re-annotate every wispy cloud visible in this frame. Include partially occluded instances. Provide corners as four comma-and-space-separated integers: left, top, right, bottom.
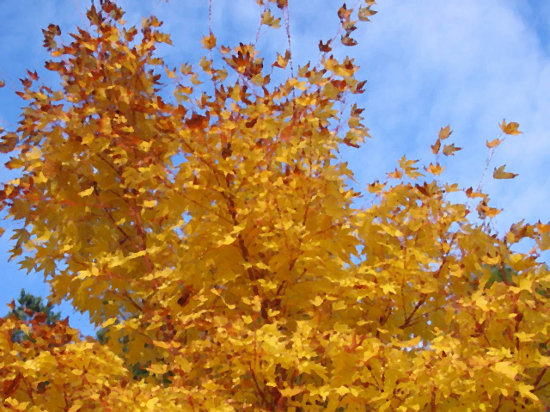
348, 0, 550, 231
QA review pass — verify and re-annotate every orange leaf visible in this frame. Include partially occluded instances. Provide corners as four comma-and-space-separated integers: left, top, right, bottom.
201, 32, 216, 50
499, 119, 522, 135
486, 138, 503, 148
341, 35, 358, 46
426, 163, 444, 175
431, 139, 441, 154
439, 125, 452, 140
387, 169, 403, 179
442, 143, 461, 156
465, 187, 487, 199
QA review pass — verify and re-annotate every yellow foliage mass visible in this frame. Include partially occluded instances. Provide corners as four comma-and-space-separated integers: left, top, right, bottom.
0, 1, 548, 410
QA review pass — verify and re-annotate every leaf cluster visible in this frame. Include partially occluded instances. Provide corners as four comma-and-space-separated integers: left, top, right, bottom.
0, 1, 549, 411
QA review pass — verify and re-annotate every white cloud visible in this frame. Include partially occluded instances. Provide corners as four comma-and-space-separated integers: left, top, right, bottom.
346, 0, 550, 234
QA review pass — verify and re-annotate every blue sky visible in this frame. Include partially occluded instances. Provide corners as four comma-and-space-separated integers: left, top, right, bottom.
1, 0, 549, 337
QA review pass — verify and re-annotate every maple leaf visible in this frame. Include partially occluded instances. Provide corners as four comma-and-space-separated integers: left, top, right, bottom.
439, 125, 452, 139
425, 163, 444, 175
78, 186, 94, 197
341, 34, 358, 46
261, 10, 281, 28
272, 50, 290, 69
0, 132, 18, 153
431, 138, 441, 154
319, 40, 332, 52
442, 143, 461, 156
486, 138, 503, 148
201, 32, 217, 50
499, 119, 522, 135
493, 164, 518, 179
337, 4, 352, 22
358, 6, 377, 21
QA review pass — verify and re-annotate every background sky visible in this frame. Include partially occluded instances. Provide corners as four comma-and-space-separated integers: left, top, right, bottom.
0, 0, 548, 337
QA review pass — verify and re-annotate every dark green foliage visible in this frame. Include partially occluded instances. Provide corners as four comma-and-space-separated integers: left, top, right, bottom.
9, 289, 61, 324
96, 327, 109, 344
486, 265, 517, 288
7, 289, 62, 342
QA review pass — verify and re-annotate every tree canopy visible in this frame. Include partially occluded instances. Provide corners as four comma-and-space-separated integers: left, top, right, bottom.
0, 1, 549, 410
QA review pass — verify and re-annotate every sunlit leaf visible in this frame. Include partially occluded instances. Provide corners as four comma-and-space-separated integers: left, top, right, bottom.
499, 119, 522, 136
493, 164, 518, 179
442, 143, 461, 156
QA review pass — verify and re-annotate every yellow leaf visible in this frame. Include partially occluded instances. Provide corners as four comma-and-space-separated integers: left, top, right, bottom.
102, 318, 117, 328
145, 398, 159, 409
494, 361, 517, 379
68, 402, 83, 412
138, 140, 152, 151
78, 186, 94, 197
261, 10, 281, 28
514, 331, 534, 342
82, 133, 94, 145
358, 6, 377, 22
280, 386, 304, 397
381, 284, 396, 294
146, 363, 168, 375
201, 32, 216, 49
335, 386, 350, 395
218, 234, 236, 246
143, 199, 156, 208
499, 119, 522, 135
311, 296, 324, 306
165, 67, 177, 79
493, 164, 518, 179
367, 181, 385, 193
152, 340, 171, 349
482, 254, 500, 265
180, 63, 192, 75
393, 335, 421, 348
518, 383, 539, 402
273, 50, 290, 69
426, 163, 444, 175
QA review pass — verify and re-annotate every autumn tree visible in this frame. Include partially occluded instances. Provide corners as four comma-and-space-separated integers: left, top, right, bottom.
1, 1, 549, 410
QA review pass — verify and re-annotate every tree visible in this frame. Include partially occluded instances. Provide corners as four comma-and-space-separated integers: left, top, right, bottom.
9, 289, 61, 325
6, 289, 61, 342
0, 0, 549, 410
